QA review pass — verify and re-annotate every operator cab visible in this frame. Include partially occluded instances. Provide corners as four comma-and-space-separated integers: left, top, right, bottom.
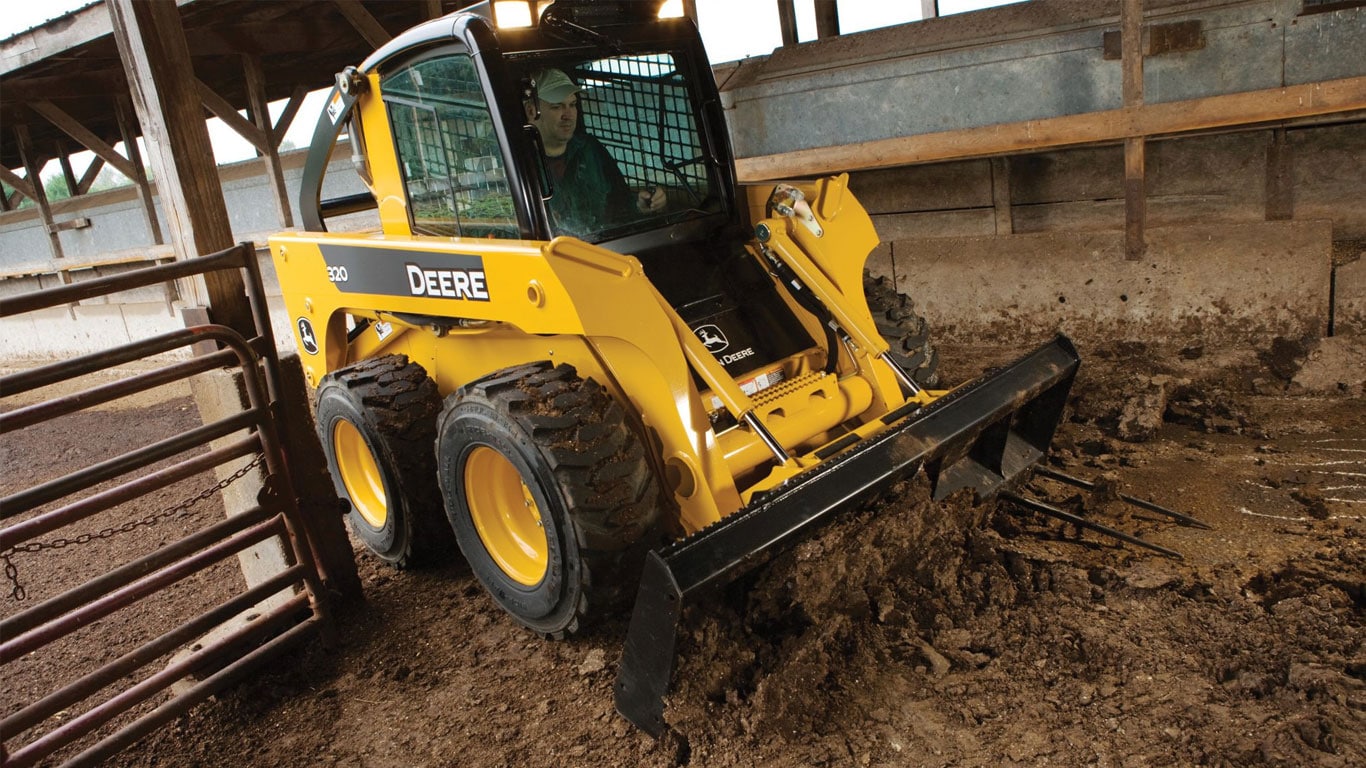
302, 0, 737, 250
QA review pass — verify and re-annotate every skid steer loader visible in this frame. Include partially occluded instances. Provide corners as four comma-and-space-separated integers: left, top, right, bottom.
270, 0, 1079, 734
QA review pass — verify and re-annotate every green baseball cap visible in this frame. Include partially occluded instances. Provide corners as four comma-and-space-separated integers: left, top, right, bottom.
532, 68, 581, 104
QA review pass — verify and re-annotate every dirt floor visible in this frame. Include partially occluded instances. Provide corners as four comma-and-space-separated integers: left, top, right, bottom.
2, 335, 1363, 767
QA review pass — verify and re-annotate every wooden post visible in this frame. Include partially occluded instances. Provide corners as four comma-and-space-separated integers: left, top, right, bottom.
14, 124, 64, 261
921, 0, 939, 20
1122, 0, 1146, 261
424, 0, 444, 19
107, 0, 251, 337
114, 95, 165, 246
57, 144, 79, 198
1265, 128, 1293, 221
777, 0, 798, 46
814, 0, 840, 39
990, 157, 1013, 235
243, 54, 294, 228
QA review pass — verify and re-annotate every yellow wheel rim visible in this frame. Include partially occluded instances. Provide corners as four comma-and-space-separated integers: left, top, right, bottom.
464, 446, 547, 586
333, 419, 388, 529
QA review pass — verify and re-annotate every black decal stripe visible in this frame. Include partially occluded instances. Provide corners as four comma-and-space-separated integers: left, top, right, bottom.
318, 244, 488, 301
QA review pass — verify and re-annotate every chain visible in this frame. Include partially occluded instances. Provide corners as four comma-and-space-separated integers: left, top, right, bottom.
2, 453, 266, 602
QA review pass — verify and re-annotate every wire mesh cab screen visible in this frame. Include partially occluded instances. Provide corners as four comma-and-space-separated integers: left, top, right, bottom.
530, 52, 715, 242
573, 54, 708, 198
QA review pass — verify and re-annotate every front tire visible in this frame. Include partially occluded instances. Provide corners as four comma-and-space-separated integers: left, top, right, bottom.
315, 354, 451, 568
436, 362, 663, 638
864, 270, 939, 387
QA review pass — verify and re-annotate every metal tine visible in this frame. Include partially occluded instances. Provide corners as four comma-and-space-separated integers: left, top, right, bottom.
1034, 465, 1212, 529
1000, 490, 1183, 560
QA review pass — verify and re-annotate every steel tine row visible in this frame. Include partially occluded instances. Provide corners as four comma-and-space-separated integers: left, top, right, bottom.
1000, 491, 1184, 560
1034, 465, 1211, 529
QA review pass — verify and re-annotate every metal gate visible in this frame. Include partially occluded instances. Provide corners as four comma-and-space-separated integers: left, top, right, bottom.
0, 243, 331, 766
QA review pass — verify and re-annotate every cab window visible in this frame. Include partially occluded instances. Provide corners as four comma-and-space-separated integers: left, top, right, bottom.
382, 54, 517, 238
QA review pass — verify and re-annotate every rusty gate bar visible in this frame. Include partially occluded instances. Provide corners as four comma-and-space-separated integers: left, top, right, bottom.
0, 242, 331, 766
3, 564, 309, 737
0, 347, 238, 432
2, 491, 272, 639
1, 514, 289, 664
67, 616, 322, 768
1, 406, 262, 520
10, 600, 319, 768
0, 243, 256, 316
0, 436, 260, 557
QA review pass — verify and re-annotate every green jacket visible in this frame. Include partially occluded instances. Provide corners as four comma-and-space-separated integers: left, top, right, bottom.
545, 133, 634, 240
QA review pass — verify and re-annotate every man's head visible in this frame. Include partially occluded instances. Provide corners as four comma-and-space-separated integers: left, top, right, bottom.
525, 68, 581, 155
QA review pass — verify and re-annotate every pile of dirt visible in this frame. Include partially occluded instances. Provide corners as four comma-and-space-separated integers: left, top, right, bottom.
661, 471, 1364, 767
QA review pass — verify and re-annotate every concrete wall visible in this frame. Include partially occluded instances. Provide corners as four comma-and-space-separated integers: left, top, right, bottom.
868, 221, 1333, 345
718, 0, 1365, 158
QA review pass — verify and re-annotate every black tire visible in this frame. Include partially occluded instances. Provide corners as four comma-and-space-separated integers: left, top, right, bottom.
864, 270, 940, 388
315, 354, 452, 569
435, 362, 664, 638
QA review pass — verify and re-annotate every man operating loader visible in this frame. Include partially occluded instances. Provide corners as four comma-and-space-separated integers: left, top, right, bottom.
524, 68, 667, 236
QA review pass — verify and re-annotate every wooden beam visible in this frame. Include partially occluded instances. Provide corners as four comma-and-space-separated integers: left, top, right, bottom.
777, 0, 798, 46
243, 54, 294, 228
76, 155, 106, 195
114, 95, 164, 246
0, 165, 38, 202
814, 0, 840, 39
195, 79, 270, 155
334, 0, 392, 48
1265, 128, 1293, 221
28, 100, 137, 179
108, 0, 251, 337
734, 76, 1366, 181
2, 72, 128, 102
57, 144, 79, 197
990, 157, 1012, 235
1121, 0, 1145, 260
15, 124, 64, 260
271, 84, 310, 147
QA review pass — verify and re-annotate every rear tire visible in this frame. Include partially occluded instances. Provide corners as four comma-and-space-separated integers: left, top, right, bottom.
315, 354, 451, 568
864, 270, 939, 387
436, 362, 663, 638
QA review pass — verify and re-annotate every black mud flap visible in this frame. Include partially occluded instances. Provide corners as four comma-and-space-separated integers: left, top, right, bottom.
614, 335, 1080, 735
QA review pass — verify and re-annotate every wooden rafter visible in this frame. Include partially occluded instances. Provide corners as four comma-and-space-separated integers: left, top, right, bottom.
76, 155, 106, 195
28, 101, 137, 180
195, 79, 270, 154
271, 84, 311, 146
0, 165, 37, 202
334, 0, 392, 48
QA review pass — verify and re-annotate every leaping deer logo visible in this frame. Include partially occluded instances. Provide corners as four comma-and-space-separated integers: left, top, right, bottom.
694, 324, 729, 354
